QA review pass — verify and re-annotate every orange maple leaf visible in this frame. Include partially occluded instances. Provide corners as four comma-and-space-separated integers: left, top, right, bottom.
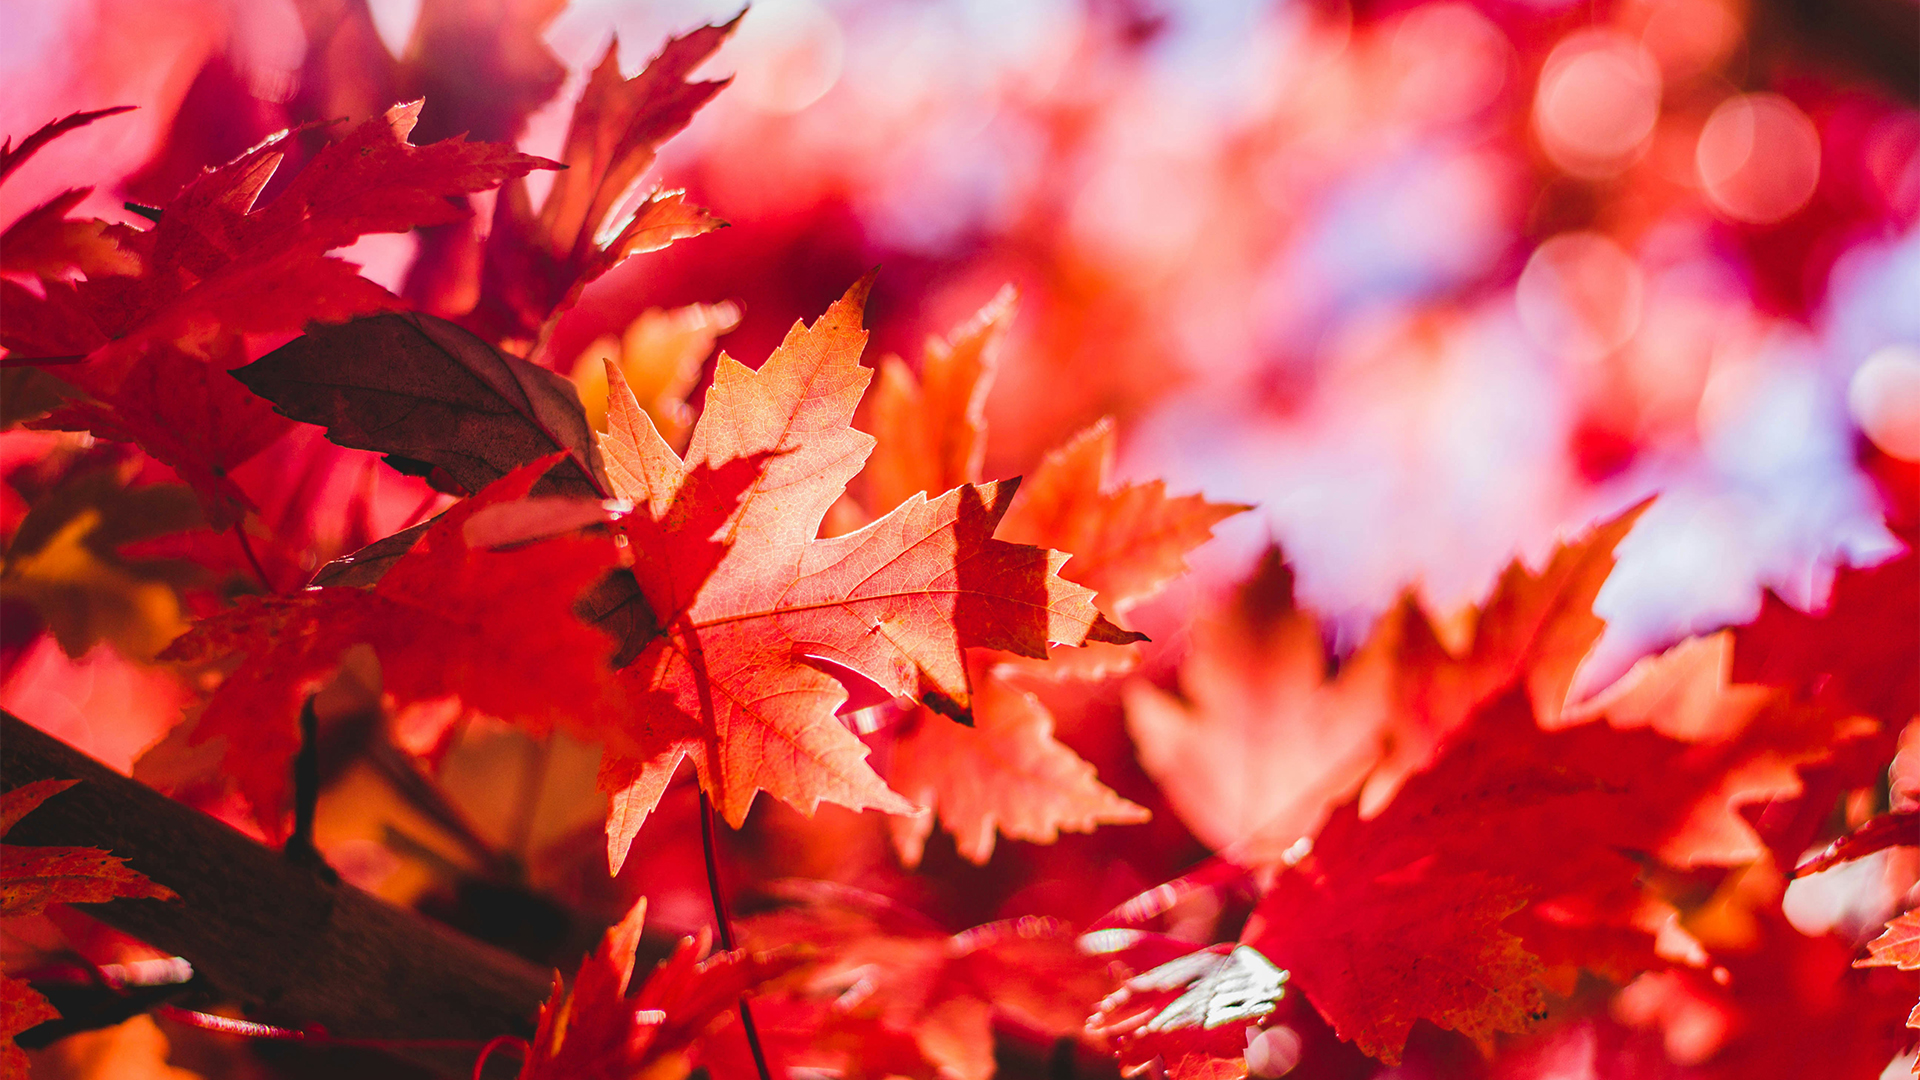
1, 779, 174, 1073
1125, 548, 1395, 864
856, 290, 1240, 865
595, 278, 1140, 869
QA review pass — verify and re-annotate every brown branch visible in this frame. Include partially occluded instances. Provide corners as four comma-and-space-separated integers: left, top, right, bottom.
0, 711, 551, 1078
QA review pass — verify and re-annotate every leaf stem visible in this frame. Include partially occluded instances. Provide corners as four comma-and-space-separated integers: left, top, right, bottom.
234, 528, 278, 595
698, 788, 772, 1080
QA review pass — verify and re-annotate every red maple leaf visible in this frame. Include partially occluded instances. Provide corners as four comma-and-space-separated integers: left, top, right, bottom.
472, 18, 735, 346
729, 882, 1113, 1080
1128, 506, 1647, 865
856, 289, 1238, 864
151, 456, 625, 833
4, 101, 556, 527
32, 334, 290, 528
1, 779, 174, 1073
1729, 549, 1918, 868
519, 898, 801, 1080
1238, 687, 1773, 1063
594, 278, 1140, 868
1125, 547, 1396, 863
3, 101, 554, 372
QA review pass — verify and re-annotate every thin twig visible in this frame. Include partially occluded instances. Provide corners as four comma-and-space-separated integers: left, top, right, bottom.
699, 789, 772, 1080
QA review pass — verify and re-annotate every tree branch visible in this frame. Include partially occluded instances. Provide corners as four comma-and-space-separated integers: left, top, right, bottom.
1, 711, 551, 1078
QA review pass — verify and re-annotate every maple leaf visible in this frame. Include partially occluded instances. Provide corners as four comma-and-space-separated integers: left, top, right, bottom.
0, 107, 137, 187
1732, 547, 1917, 728
1126, 547, 1395, 863
734, 883, 1113, 1080
518, 898, 801, 1080
1238, 687, 1780, 1063
1086, 942, 1293, 1080
1857, 909, 1920, 1044
149, 456, 625, 833
1, 188, 142, 282
472, 19, 736, 346
1, 101, 554, 378
994, 419, 1250, 617
858, 285, 1015, 517
856, 289, 1237, 865
885, 651, 1149, 865
234, 310, 610, 500
1727, 549, 1918, 868
1, 974, 58, 1079
1, 779, 174, 1073
595, 278, 1139, 868
1360, 502, 1649, 804
33, 335, 291, 528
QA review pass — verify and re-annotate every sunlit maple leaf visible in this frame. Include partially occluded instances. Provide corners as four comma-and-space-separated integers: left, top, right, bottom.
1086, 942, 1292, 1080
1857, 909, 1920, 1045
886, 650, 1149, 865
995, 419, 1250, 618
733, 883, 1113, 1080
1733, 548, 1917, 728
150, 456, 624, 833
1, 779, 174, 1073
519, 897, 801, 1080
594, 278, 1139, 869
0, 187, 141, 282
1, 973, 59, 1078
1359, 503, 1648, 805
1126, 547, 1395, 863
472, 18, 736, 346
856, 290, 1236, 865
857, 285, 1014, 518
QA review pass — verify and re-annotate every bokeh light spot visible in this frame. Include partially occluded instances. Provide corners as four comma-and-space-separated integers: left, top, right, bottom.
1849, 344, 1920, 461
1516, 231, 1645, 360
1390, 3, 1509, 125
1696, 93, 1821, 225
1534, 30, 1662, 178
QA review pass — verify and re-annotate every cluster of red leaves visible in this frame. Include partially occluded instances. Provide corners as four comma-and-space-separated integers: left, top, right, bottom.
0, 4, 1914, 1080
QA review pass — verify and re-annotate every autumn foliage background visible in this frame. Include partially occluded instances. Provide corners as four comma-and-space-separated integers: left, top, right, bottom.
1, 0, 1917, 1078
